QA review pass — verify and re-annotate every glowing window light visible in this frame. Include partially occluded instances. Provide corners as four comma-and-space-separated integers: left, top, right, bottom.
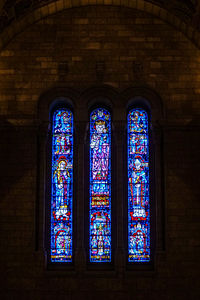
127, 109, 150, 262
51, 109, 73, 262
89, 108, 112, 262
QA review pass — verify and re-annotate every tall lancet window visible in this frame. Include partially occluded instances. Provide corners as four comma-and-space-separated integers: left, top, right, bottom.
127, 108, 150, 262
89, 108, 112, 262
51, 108, 73, 262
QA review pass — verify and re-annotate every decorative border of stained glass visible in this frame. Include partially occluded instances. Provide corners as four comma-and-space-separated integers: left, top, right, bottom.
89, 108, 112, 262
127, 109, 150, 262
50, 109, 73, 262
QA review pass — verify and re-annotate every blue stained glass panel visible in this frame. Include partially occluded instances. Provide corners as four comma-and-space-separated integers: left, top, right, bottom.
51, 109, 73, 262
127, 109, 150, 262
89, 108, 112, 262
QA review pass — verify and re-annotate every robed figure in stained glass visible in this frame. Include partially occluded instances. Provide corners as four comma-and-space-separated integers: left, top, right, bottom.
53, 157, 71, 208
89, 108, 112, 262
128, 109, 150, 262
51, 109, 73, 263
91, 119, 109, 181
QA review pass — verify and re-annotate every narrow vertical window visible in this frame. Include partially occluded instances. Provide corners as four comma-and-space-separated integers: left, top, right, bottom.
127, 109, 150, 262
51, 109, 73, 262
89, 108, 112, 262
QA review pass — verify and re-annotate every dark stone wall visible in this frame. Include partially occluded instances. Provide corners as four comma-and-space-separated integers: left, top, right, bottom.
0, 6, 199, 300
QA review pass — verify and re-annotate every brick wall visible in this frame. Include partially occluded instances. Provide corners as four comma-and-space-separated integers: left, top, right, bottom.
0, 6, 199, 300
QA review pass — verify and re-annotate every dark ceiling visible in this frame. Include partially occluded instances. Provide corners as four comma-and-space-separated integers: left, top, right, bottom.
0, 0, 199, 34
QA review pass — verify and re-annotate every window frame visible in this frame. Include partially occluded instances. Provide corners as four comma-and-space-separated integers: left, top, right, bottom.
44, 96, 77, 269
121, 87, 164, 271
83, 93, 117, 270
125, 101, 154, 268
37, 86, 164, 272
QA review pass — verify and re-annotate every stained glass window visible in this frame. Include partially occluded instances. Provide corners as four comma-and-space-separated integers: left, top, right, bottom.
127, 109, 150, 262
51, 109, 73, 262
89, 108, 112, 262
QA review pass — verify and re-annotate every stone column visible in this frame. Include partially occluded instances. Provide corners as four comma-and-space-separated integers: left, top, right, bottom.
113, 120, 126, 276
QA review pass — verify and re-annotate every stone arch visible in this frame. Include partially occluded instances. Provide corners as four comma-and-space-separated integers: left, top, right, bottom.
0, 0, 200, 50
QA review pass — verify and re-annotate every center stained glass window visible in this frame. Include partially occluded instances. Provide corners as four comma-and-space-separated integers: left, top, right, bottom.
89, 108, 112, 262
127, 108, 150, 262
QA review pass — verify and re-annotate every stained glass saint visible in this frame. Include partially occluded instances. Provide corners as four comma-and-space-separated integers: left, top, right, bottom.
89, 108, 112, 262
127, 109, 150, 262
51, 109, 73, 262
